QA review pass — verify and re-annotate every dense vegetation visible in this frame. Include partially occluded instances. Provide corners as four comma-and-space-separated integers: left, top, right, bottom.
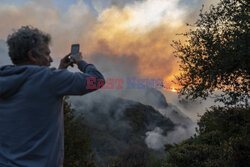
63, 95, 179, 167
163, 107, 250, 167
76, 96, 178, 167
163, 0, 250, 166
63, 98, 97, 167
63, 93, 250, 167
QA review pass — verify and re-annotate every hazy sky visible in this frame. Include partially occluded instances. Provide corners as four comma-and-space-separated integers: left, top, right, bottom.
0, 0, 221, 124
0, 0, 205, 15
0, 0, 217, 90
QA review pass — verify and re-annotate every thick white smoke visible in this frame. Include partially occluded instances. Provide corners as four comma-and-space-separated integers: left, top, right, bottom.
145, 127, 167, 150
145, 124, 196, 150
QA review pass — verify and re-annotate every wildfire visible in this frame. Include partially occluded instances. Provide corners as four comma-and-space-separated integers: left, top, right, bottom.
171, 88, 177, 93
0, 0, 190, 90
61, 0, 187, 90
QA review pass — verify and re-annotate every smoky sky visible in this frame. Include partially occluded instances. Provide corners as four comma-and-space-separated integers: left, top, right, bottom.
0, 0, 220, 97
0, 0, 219, 121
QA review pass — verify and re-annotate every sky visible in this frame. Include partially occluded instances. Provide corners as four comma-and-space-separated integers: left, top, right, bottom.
0, 0, 218, 91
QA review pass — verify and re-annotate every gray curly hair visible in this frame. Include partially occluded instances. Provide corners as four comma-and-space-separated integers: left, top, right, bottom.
7, 26, 51, 65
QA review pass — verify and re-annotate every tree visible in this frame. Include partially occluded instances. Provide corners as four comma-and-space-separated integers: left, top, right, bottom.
163, 106, 250, 167
163, 1, 250, 166
63, 97, 97, 167
108, 145, 163, 167
173, 0, 249, 105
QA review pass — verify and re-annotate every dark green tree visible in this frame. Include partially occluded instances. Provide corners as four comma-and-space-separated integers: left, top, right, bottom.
163, 1, 250, 166
163, 106, 250, 167
63, 97, 97, 167
173, 0, 249, 105
108, 145, 164, 167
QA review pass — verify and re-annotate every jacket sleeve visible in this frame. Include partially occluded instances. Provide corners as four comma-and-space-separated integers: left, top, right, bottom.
48, 60, 105, 97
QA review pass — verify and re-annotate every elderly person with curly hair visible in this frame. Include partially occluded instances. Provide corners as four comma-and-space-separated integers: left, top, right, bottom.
0, 26, 105, 167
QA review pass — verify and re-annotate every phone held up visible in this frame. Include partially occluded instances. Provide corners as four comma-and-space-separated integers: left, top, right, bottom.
66, 44, 80, 64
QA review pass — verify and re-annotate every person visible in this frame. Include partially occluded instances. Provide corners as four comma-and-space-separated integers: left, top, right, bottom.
0, 26, 105, 167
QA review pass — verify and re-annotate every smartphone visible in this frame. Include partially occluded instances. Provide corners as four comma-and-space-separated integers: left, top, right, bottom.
68, 44, 80, 63
71, 44, 80, 55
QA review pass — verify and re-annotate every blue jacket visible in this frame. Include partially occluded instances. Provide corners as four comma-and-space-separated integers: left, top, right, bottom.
0, 61, 105, 167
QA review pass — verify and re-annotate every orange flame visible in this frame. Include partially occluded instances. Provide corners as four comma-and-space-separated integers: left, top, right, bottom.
82, 6, 187, 89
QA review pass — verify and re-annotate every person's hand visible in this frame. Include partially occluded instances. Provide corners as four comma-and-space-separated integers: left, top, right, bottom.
70, 52, 83, 64
58, 54, 74, 69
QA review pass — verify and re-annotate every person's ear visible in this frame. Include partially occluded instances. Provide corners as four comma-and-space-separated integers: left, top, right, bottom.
27, 50, 37, 63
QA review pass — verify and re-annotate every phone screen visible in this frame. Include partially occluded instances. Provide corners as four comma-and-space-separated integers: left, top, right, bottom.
71, 44, 80, 55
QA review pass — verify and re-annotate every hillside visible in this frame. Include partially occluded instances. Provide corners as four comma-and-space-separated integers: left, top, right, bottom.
69, 89, 194, 166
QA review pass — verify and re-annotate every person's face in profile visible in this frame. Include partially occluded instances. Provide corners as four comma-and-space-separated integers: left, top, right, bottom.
29, 43, 53, 67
